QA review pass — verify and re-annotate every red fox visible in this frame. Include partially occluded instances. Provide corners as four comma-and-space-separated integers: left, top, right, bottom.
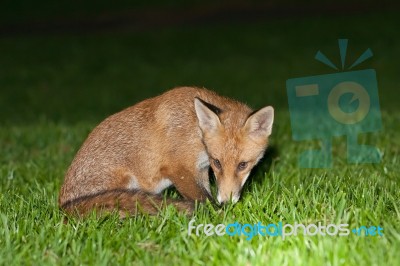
59, 87, 274, 217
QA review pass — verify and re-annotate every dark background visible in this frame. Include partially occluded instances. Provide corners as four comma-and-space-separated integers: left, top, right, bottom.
1, 0, 399, 124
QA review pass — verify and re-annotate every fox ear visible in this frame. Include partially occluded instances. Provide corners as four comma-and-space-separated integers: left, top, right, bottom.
194, 98, 221, 134
244, 106, 274, 139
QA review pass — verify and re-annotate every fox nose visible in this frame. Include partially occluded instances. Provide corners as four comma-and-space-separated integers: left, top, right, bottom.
217, 193, 240, 205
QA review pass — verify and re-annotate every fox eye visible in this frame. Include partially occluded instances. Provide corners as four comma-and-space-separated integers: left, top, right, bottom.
213, 159, 222, 170
237, 162, 248, 171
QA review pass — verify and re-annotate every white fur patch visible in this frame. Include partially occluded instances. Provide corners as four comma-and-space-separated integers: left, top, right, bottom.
232, 194, 240, 204
256, 153, 265, 163
127, 176, 140, 190
153, 178, 173, 194
217, 194, 223, 204
241, 172, 250, 187
196, 151, 210, 170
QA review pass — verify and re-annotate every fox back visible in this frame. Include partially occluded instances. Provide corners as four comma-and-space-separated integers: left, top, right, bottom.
59, 87, 274, 217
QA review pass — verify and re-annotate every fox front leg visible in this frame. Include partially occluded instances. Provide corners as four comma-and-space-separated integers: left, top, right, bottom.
169, 168, 213, 203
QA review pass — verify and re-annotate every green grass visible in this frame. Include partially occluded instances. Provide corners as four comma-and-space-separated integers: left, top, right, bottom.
1, 10, 400, 265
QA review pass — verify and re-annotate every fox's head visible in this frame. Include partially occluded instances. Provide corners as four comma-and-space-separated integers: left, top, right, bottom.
194, 97, 274, 205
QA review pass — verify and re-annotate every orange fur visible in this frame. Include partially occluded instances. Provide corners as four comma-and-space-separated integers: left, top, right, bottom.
59, 87, 274, 217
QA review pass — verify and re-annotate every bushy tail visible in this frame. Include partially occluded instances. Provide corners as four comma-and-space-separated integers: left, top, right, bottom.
60, 189, 194, 218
